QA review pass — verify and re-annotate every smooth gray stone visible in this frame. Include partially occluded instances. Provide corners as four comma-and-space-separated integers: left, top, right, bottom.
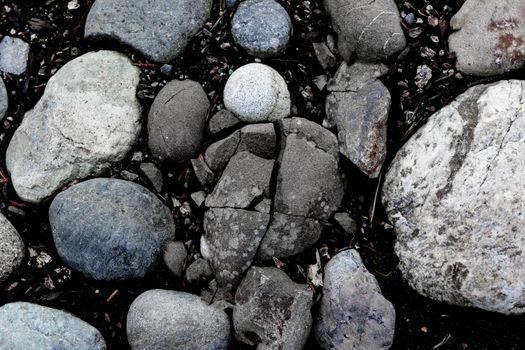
0, 78, 7, 119
237, 123, 277, 159
163, 241, 187, 278
0, 213, 24, 283
0, 36, 29, 75
49, 178, 175, 280
207, 109, 241, 135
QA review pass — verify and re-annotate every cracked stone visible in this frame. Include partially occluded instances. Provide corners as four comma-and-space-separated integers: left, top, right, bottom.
191, 158, 216, 191
207, 109, 241, 135
237, 123, 277, 159
205, 130, 241, 173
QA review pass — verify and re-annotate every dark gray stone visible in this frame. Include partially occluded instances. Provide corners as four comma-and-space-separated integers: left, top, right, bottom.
191, 158, 216, 191
333, 212, 357, 236
0, 78, 7, 120
313, 42, 337, 70
49, 178, 175, 280
0, 302, 106, 350
208, 109, 241, 135
0, 36, 29, 75
234, 267, 313, 349
185, 258, 213, 285
148, 80, 210, 163
327, 61, 389, 93
237, 123, 277, 159
232, 0, 292, 58
163, 241, 187, 278
139, 162, 163, 192
85, 0, 212, 62
205, 130, 241, 172
0, 213, 24, 283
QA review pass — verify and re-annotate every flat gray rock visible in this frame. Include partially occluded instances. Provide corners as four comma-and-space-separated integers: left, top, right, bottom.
0, 213, 25, 283
0, 302, 106, 350
127, 289, 231, 350
0, 78, 7, 119
0, 36, 30, 75
383, 80, 525, 314
6, 51, 141, 203
148, 80, 209, 162
205, 130, 241, 173
208, 109, 241, 135
85, 0, 212, 62
315, 249, 395, 350
232, 0, 292, 58
234, 267, 313, 349
49, 178, 175, 280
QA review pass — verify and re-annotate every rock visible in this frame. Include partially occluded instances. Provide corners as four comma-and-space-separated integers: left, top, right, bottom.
313, 74, 329, 91
382, 80, 525, 314
185, 258, 213, 285
191, 158, 216, 191
127, 289, 231, 350
237, 123, 277, 159
415, 64, 432, 89
448, 0, 525, 76
231, 0, 292, 58
0, 213, 25, 283
324, 0, 406, 61
254, 198, 272, 214
0, 36, 30, 75
333, 212, 357, 236
205, 151, 274, 209
6, 51, 141, 203
313, 42, 337, 70
205, 130, 241, 172
279, 117, 340, 158
315, 249, 395, 350
327, 61, 389, 94
148, 80, 209, 162
191, 191, 207, 207
234, 267, 313, 349
85, 0, 212, 62
201, 208, 270, 289
0, 302, 106, 349
0, 78, 7, 119
208, 109, 241, 135
139, 162, 163, 192
223, 63, 290, 122
163, 241, 187, 278
49, 178, 175, 280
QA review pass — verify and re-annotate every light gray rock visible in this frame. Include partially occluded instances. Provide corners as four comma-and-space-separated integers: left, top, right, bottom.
448, 0, 525, 76
163, 241, 187, 278
254, 198, 272, 214
85, 0, 212, 62
127, 289, 231, 350
0, 78, 7, 119
185, 258, 213, 285
0, 302, 106, 350
324, 0, 406, 62
49, 178, 175, 280
382, 80, 525, 314
201, 208, 270, 289
6, 51, 141, 203
234, 267, 313, 349
191, 190, 207, 207
315, 249, 395, 350
191, 158, 216, 191
232, 0, 292, 58
205, 130, 241, 172
280, 117, 340, 158
0, 213, 25, 283
139, 162, 163, 192
0, 36, 30, 75
208, 109, 241, 135
333, 212, 357, 236
313, 42, 337, 70
238, 123, 277, 159
148, 80, 209, 163
327, 61, 389, 94
224, 63, 290, 122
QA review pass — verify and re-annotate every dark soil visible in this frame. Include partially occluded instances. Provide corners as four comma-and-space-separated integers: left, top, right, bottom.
1, 0, 525, 349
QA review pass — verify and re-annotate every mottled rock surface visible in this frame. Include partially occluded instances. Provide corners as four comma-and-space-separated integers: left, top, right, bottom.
163, 241, 187, 278
0, 213, 25, 283
6, 51, 141, 203
0, 36, 30, 75
0, 78, 7, 119
383, 80, 525, 314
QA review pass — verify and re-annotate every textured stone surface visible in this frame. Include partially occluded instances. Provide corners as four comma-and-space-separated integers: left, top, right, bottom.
224, 63, 290, 122
324, 0, 406, 61
232, 0, 292, 58
148, 80, 209, 162
127, 289, 231, 350
6, 51, 141, 203
205, 130, 241, 172
234, 267, 313, 349
333, 212, 357, 236
208, 109, 241, 135
315, 249, 395, 350
139, 162, 163, 192
0, 78, 7, 119
382, 80, 525, 314
185, 258, 213, 286
313, 42, 337, 70
163, 241, 187, 278
191, 158, 216, 191
237, 123, 277, 159
449, 0, 525, 76
0, 302, 106, 350
85, 0, 212, 62
0, 213, 24, 283
0, 36, 29, 75
49, 178, 175, 280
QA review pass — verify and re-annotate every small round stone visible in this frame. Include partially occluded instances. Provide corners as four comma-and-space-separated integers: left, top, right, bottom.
232, 0, 292, 58
0, 213, 25, 283
223, 63, 290, 122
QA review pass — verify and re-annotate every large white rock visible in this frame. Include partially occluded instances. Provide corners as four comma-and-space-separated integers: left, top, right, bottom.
6, 51, 141, 203
382, 80, 525, 314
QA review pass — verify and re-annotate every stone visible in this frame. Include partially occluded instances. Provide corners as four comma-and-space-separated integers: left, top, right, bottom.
0, 302, 106, 349
315, 249, 395, 350
279, 117, 340, 158
333, 212, 357, 236
208, 109, 241, 135
127, 289, 231, 350
223, 63, 290, 122
139, 162, 163, 192
205, 151, 274, 209
382, 80, 525, 314
324, 0, 406, 61
163, 241, 187, 278
6, 51, 141, 203
0, 36, 30, 75
254, 198, 272, 214
0, 213, 25, 283
205, 130, 241, 172
185, 258, 213, 285
49, 178, 175, 280
237, 123, 277, 159
231, 0, 292, 58
191, 158, 216, 191
191, 191, 207, 207
313, 42, 337, 70
234, 267, 313, 349
201, 208, 270, 289
327, 61, 389, 94
448, 0, 525, 76
148, 80, 209, 163
85, 0, 212, 62
0, 78, 7, 120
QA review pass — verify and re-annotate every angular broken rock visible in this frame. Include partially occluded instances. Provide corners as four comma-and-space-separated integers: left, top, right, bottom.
205, 130, 241, 173
234, 267, 313, 349
237, 123, 277, 159
382, 80, 525, 314
6, 51, 141, 203
323, 0, 406, 62
207, 109, 241, 135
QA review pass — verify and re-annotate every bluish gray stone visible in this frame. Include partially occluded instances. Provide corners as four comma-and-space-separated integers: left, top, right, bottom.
232, 0, 292, 58
0, 36, 30, 75
0, 213, 25, 283
49, 178, 175, 280
0, 78, 7, 120
0, 302, 106, 350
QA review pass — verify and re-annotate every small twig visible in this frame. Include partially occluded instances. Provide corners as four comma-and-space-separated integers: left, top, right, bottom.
369, 173, 382, 228
432, 334, 451, 349
106, 289, 119, 302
